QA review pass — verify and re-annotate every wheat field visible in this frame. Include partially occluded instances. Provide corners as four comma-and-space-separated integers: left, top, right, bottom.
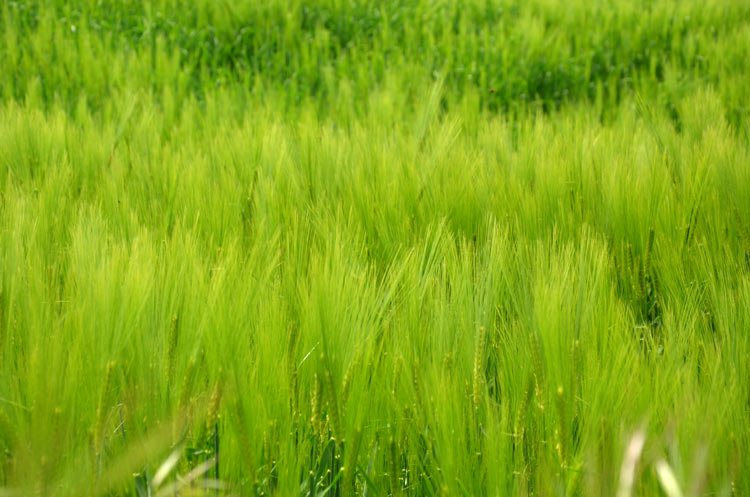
1, 1, 749, 496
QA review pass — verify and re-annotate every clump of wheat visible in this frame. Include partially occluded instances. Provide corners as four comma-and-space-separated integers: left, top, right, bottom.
472, 326, 487, 411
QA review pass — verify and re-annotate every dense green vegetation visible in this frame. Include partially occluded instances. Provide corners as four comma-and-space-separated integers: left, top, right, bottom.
1, 1, 749, 495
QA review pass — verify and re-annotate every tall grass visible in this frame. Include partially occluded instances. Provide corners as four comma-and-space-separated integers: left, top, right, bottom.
1, 0, 749, 496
